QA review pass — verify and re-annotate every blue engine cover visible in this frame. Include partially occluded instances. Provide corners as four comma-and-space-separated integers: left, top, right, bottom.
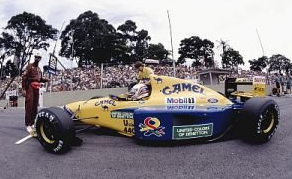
133, 105, 234, 141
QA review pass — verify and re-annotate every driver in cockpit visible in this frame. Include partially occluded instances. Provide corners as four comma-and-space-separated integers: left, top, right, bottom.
110, 83, 150, 101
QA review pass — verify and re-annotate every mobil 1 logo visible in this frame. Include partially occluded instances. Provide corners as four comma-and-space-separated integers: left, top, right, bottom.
165, 97, 196, 105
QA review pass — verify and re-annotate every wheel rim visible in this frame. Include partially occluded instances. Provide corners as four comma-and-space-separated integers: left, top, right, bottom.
40, 120, 56, 144
262, 108, 275, 134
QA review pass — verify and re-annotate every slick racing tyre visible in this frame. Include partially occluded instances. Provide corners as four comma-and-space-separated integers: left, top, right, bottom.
35, 107, 76, 154
240, 97, 279, 143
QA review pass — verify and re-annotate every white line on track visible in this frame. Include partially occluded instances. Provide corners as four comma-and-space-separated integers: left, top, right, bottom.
15, 135, 33, 145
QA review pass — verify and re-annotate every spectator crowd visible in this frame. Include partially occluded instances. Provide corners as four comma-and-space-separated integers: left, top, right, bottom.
0, 63, 288, 99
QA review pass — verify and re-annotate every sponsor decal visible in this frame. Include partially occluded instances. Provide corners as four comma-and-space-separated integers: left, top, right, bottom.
123, 120, 135, 134
206, 107, 218, 110
101, 105, 109, 111
207, 98, 218, 103
153, 77, 163, 84
165, 97, 196, 105
53, 140, 64, 152
139, 117, 165, 137
95, 100, 116, 107
161, 83, 204, 95
173, 123, 213, 139
253, 76, 266, 97
167, 105, 196, 110
235, 77, 253, 83
37, 111, 55, 122
111, 111, 134, 119
253, 76, 266, 84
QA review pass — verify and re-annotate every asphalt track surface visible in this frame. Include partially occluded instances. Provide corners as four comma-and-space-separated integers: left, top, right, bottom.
0, 96, 291, 179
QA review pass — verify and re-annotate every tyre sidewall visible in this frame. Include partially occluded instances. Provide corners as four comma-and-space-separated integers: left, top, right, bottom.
36, 107, 75, 153
240, 97, 279, 143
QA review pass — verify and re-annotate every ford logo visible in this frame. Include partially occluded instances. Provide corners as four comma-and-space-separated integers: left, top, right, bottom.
207, 98, 218, 103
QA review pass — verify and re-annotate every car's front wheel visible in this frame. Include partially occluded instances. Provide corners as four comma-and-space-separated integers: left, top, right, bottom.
35, 107, 76, 154
239, 97, 279, 143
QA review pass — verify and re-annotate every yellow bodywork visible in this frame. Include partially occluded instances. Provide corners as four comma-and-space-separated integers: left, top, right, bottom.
231, 76, 266, 99
65, 75, 233, 137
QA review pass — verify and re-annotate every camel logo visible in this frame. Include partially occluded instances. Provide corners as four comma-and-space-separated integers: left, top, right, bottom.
95, 99, 116, 107
161, 83, 204, 95
139, 117, 165, 137
153, 77, 163, 84
101, 104, 109, 111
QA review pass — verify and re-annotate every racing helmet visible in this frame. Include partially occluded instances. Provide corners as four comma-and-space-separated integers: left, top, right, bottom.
128, 83, 150, 100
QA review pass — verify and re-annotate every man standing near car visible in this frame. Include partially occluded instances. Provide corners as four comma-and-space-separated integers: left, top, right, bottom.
22, 52, 48, 135
274, 73, 280, 97
134, 61, 154, 85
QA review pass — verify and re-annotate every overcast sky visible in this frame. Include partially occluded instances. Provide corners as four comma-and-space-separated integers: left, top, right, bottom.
0, 0, 291, 69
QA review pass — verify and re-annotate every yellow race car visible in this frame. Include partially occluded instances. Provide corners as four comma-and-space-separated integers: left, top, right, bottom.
35, 75, 279, 153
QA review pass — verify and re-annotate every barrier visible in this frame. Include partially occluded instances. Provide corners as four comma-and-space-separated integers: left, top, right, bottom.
0, 85, 273, 108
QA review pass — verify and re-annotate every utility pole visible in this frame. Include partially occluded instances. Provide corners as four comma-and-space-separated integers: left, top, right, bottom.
53, 21, 66, 70
167, 10, 176, 77
48, 22, 66, 93
256, 28, 265, 56
256, 28, 270, 84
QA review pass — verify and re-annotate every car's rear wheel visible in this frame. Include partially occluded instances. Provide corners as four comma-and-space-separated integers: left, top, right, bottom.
35, 107, 76, 154
239, 97, 279, 143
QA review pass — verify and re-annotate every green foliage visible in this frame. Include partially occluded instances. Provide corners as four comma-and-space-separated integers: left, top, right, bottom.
117, 20, 137, 41
217, 39, 229, 54
202, 39, 215, 67
59, 11, 119, 66
147, 43, 169, 62
249, 56, 268, 72
4, 60, 18, 77
117, 20, 151, 63
0, 32, 14, 51
4, 11, 58, 74
116, 20, 138, 64
134, 29, 151, 60
5, 10, 290, 73
177, 36, 214, 68
268, 54, 291, 74
221, 48, 244, 69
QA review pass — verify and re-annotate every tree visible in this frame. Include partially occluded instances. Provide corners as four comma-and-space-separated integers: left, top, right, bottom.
177, 36, 214, 68
0, 32, 15, 77
0, 12, 58, 99
217, 39, 230, 54
116, 20, 138, 64
216, 39, 229, 67
59, 11, 118, 67
147, 43, 169, 62
268, 54, 291, 74
4, 60, 18, 78
249, 56, 268, 72
134, 29, 151, 61
117, 20, 137, 45
202, 39, 215, 68
221, 48, 244, 70
117, 20, 151, 63
4, 11, 58, 74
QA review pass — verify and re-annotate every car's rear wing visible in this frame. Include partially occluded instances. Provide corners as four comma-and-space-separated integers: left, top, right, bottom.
225, 76, 266, 101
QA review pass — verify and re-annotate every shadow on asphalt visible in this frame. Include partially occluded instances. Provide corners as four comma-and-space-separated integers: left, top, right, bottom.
75, 124, 240, 147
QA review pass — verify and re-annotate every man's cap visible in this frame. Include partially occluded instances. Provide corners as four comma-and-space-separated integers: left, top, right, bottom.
34, 52, 42, 58
134, 61, 143, 68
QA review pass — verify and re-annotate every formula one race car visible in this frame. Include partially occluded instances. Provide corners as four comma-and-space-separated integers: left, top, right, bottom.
35, 75, 279, 153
